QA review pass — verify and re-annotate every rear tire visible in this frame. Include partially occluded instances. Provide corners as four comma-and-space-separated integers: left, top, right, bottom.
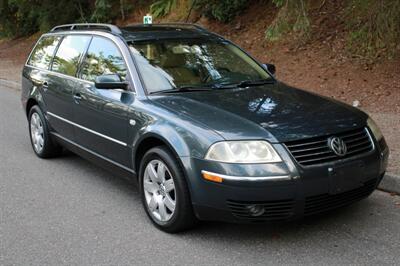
139, 146, 197, 233
28, 105, 62, 158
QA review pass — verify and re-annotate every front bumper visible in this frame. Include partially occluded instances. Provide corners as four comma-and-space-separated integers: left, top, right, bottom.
181, 140, 389, 223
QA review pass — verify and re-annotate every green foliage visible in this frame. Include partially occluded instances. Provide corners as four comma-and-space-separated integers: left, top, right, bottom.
346, 0, 400, 59
271, 0, 284, 7
91, 0, 113, 23
150, 0, 176, 18
195, 0, 249, 23
0, 0, 133, 37
266, 0, 310, 42
0, 0, 90, 37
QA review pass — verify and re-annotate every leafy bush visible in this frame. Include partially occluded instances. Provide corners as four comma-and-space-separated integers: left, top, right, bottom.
150, 0, 177, 18
345, 0, 400, 59
0, 0, 90, 37
195, 0, 249, 23
265, 0, 310, 42
91, 0, 113, 23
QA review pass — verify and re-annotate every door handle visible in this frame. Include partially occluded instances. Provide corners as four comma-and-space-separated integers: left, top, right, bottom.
42, 81, 49, 91
73, 93, 82, 103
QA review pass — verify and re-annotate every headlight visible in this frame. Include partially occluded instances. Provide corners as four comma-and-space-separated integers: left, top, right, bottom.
367, 117, 383, 141
205, 141, 282, 163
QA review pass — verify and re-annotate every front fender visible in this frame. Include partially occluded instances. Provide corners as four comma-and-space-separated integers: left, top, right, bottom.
130, 102, 224, 174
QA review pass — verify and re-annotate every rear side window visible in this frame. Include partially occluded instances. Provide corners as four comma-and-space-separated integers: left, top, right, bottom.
27, 36, 61, 69
51, 35, 91, 77
80, 36, 127, 82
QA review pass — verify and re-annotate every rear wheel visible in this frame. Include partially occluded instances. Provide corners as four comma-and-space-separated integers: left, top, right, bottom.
139, 146, 197, 233
28, 105, 62, 158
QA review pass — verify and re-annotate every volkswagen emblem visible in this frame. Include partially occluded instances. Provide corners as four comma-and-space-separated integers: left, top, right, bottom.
328, 137, 347, 156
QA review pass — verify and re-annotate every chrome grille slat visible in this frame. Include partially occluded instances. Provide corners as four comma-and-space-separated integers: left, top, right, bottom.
340, 131, 365, 139
347, 139, 371, 149
297, 155, 338, 165
285, 128, 373, 166
346, 145, 372, 155
291, 146, 330, 154
294, 150, 332, 159
344, 135, 369, 144
285, 139, 327, 148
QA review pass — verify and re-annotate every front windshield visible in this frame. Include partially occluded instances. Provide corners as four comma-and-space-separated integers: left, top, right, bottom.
129, 40, 273, 94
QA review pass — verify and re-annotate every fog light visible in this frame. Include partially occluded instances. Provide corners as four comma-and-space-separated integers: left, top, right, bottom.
246, 205, 265, 217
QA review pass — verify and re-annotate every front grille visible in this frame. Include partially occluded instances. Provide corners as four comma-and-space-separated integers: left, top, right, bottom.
285, 127, 373, 166
304, 178, 377, 216
227, 199, 295, 221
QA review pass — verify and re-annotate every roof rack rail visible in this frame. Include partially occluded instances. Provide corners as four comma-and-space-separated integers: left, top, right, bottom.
51, 23, 122, 35
126, 23, 208, 32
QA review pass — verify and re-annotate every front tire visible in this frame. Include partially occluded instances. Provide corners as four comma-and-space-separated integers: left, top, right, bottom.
139, 146, 197, 233
28, 105, 62, 158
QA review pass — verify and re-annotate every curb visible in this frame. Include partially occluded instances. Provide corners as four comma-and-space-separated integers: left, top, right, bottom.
378, 173, 400, 194
0, 79, 21, 90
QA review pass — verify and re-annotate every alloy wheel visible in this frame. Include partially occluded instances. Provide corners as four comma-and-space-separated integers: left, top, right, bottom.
30, 112, 44, 154
143, 159, 176, 222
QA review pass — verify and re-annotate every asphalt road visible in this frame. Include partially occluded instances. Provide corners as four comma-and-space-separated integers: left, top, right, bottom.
1, 86, 400, 266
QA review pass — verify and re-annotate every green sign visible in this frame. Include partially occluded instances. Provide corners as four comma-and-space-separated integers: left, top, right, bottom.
143, 15, 152, 25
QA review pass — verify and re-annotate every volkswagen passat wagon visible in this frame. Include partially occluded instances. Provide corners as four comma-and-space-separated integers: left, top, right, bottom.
22, 23, 389, 232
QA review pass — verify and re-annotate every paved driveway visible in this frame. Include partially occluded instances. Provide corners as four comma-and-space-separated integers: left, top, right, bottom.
1, 86, 399, 265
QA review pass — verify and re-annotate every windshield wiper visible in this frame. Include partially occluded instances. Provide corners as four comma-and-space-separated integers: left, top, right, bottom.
149, 85, 214, 95
214, 79, 275, 89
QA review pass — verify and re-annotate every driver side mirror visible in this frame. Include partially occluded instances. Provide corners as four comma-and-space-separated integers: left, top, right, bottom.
95, 74, 128, 90
263, 63, 276, 76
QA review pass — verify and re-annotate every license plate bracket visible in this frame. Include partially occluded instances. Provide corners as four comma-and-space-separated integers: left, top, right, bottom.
329, 161, 365, 194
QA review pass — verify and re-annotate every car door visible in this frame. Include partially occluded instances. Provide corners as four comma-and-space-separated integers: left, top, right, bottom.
45, 34, 92, 141
25, 35, 74, 138
73, 36, 133, 167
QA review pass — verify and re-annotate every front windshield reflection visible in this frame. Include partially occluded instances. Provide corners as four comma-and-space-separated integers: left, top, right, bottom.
129, 40, 272, 94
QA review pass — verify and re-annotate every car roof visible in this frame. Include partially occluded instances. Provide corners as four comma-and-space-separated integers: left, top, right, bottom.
49, 23, 224, 43
121, 23, 223, 42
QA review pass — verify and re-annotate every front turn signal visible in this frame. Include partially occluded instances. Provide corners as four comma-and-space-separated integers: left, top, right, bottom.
202, 171, 223, 183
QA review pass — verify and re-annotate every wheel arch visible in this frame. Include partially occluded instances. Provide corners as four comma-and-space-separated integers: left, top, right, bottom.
26, 98, 39, 117
133, 133, 187, 176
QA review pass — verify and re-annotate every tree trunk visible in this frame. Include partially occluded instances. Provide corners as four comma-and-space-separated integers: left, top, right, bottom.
120, 0, 125, 20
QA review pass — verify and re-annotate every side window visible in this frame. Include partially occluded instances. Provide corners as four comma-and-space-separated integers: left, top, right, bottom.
27, 36, 61, 69
51, 35, 91, 76
80, 37, 127, 82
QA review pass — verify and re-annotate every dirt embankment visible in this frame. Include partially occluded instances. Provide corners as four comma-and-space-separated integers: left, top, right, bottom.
199, 1, 400, 114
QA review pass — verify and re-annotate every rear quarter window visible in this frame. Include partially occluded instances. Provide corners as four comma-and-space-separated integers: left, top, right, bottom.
27, 36, 61, 69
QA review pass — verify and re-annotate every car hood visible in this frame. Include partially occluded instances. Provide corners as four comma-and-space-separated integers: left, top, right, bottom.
150, 82, 367, 142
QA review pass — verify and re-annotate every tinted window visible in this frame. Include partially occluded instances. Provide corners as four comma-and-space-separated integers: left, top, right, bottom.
80, 37, 127, 82
51, 35, 91, 76
28, 36, 61, 69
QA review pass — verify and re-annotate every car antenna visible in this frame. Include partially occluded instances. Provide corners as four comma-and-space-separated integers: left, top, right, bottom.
185, 0, 197, 23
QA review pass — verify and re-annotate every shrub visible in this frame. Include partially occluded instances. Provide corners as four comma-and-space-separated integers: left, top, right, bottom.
265, 0, 310, 42
150, 0, 177, 18
195, 0, 249, 23
345, 0, 400, 59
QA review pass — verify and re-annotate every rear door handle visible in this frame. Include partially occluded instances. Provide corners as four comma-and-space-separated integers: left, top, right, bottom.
73, 93, 82, 103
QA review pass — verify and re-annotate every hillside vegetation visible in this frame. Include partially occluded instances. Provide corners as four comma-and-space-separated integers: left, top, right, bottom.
0, 0, 399, 60
0, 0, 399, 114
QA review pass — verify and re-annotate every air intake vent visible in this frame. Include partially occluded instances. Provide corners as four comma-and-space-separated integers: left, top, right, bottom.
305, 178, 377, 216
285, 127, 373, 166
